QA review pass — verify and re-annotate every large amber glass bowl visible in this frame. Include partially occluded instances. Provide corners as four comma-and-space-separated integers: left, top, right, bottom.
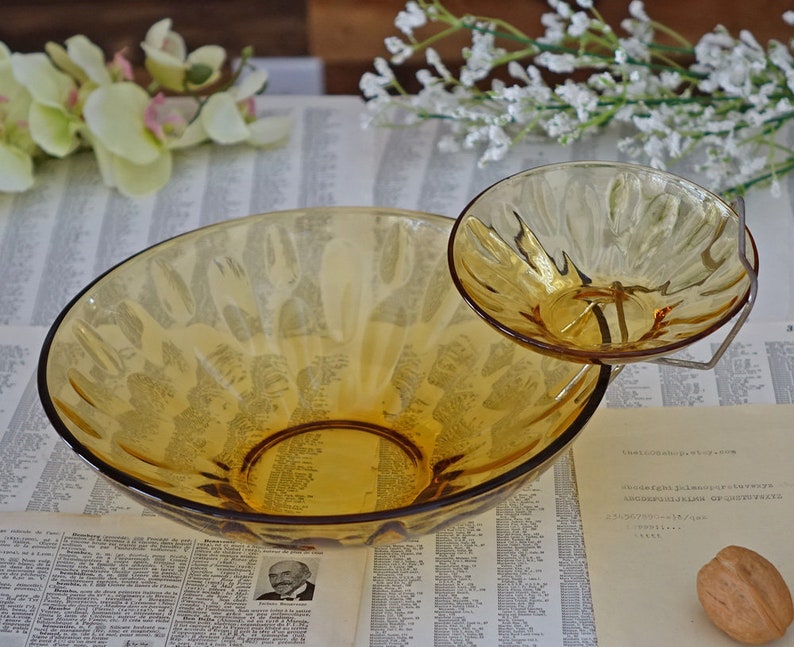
449, 162, 758, 364
39, 207, 610, 548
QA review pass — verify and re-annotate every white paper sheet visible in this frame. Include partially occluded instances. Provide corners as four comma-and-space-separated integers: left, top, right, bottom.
575, 404, 794, 647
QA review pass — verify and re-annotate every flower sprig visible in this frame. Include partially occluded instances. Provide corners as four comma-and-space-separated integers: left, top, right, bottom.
361, 0, 794, 198
0, 19, 291, 196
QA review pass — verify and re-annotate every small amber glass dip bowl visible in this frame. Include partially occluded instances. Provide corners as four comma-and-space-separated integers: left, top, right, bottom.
449, 161, 758, 365
39, 207, 609, 549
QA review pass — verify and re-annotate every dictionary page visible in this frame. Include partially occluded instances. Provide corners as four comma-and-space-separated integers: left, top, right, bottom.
0, 512, 369, 647
354, 455, 595, 647
574, 404, 794, 646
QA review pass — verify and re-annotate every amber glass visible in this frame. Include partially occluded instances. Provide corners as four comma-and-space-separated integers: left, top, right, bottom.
449, 162, 758, 364
39, 207, 610, 549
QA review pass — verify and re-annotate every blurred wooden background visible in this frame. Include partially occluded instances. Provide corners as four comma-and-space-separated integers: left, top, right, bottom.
1, 0, 793, 94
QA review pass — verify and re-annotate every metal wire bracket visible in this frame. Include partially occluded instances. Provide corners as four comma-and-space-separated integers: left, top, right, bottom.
649, 197, 757, 371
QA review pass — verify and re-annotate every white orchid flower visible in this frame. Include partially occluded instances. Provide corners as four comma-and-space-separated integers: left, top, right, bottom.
46, 35, 133, 85
83, 82, 173, 196
11, 51, 84, 158
0, 22, 290, 197
141, 19, 226, 92
0, 42, 35, 191
198, 69, 291, 147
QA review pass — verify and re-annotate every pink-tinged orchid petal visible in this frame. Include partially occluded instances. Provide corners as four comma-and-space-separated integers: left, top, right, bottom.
11, 52, 75, 109
239, 96, 256, 121
143, 93, 168, 141
112, 51, 134, 81
7, 51, 81, 156
143, 93, 190, 142
200, 92, 250, 144
168, 119, 208, 149
83, 82, 161, 165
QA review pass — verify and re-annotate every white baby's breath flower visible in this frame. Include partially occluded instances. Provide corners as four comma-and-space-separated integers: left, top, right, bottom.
550, 1, 573, 19
568, 12, 592, 38
587, 71, 617, 91
425, 48, 453, 81
619, 36, 651, 62
628, 1, 649, 22
539, 12, 567, 44
373, 56, 395, 80
362, 0, 794, 198
395, 2, 427, 37
555, 79, 597, 121
479, 125, 511, 164
767, 40, 794, 92
385, 36, 413, 64
460, 22, 506, 86
507, 60, 530, 83
415, 69, 438, 88
535, 51, 577, 73
659, 71, 682, 90
359, 71, 390, 99
544, 111, 577, 139
739, 155, 767, 179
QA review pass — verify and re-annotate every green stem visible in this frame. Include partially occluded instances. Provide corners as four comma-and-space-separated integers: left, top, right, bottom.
647, 20, 694, 49
727, 157, 794, 196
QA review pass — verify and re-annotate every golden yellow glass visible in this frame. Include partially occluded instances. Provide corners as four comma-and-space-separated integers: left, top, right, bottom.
39, 207, 610, 549
449, 162, 758, 364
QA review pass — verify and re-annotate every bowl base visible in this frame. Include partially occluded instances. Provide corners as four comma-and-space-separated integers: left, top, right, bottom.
239, 420, 432, 516
541, 281, 669, 350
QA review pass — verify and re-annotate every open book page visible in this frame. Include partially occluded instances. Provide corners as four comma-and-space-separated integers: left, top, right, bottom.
604, 320, 794, 408
574, 404, 794, 646
0, 512, 369, 647
353, 455, 595, 646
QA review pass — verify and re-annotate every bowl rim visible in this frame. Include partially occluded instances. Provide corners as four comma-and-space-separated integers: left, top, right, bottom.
38, 206, 612, 528
447, 160, 760, 364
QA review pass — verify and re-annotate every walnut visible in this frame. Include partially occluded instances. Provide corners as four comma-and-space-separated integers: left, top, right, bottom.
697, 546, 794, 645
